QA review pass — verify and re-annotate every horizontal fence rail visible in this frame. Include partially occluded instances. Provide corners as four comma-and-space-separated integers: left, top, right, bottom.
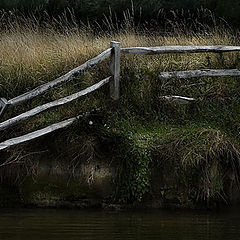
121, 45, 240, 55
159, 69, 240, 79
1, 42, 240, 151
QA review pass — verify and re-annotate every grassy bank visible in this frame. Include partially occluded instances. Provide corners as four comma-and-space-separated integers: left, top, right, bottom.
1, 18, 240, 208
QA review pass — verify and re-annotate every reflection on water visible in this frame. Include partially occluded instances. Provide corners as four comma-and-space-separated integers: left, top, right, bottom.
0, 208, 240, 240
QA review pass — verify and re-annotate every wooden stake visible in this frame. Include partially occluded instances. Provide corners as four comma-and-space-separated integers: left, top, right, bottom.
110, 41, 120, 100
0, 98, 9, 117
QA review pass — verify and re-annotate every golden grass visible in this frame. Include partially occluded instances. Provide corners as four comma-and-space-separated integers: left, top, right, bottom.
0, 20, 240, 134
0, 25, 238, 97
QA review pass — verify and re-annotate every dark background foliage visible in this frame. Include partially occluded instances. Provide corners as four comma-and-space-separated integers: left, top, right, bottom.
0, 0, 239, 27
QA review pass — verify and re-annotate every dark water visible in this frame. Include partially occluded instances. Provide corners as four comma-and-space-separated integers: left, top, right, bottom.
0, 208, 240, 240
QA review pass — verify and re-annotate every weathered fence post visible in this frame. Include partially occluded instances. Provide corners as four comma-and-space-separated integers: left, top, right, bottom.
0, 98, 9, 117
110, 41, 120, 100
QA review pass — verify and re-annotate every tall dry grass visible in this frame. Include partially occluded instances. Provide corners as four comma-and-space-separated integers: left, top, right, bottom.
0, 25, 239, 96
0, 13, 240, 134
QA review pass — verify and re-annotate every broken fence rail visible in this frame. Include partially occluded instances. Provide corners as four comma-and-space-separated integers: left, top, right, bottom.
159, 69, 240, 79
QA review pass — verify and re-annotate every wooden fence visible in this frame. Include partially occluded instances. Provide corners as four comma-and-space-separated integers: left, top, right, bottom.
1, 43, 240, 151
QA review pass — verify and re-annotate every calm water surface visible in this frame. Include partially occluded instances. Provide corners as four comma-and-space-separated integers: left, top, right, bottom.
0, 208, 240, 240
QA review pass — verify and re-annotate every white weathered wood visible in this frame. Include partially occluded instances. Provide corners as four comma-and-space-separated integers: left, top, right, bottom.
121, 46, 240, 55
0, 98, 9, 116
0, 77, 110, 131
8, 48, 112, 106
110, 41, 121, 100
0, 115, 80, 151
162, 96, 196, 105
159, 69, 240, 79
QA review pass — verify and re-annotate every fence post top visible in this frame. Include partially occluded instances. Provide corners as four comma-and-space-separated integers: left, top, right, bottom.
110, 41, 120, 47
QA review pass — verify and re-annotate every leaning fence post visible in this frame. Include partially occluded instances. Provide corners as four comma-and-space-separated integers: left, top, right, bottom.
0, 98, 9, 117
110, 41, 120, 100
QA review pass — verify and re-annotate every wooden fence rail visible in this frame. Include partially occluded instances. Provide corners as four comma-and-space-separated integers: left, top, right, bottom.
159, 69, 240, 80
121, 45, 240, 55
0, 116, 81, 151
1, 43, 240, 151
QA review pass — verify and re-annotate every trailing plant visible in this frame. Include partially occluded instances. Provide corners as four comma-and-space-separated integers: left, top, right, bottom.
113, 132, 153, 203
